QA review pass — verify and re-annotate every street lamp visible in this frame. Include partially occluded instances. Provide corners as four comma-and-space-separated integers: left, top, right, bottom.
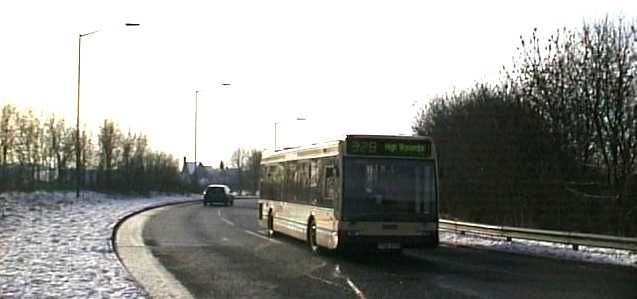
274, 117, 306, 151
194, 90, 200, 166
194, 83, 231, 167
75, 23, 140, 198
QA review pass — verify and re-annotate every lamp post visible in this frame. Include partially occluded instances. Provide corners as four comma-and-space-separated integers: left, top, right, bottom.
193, 83, 231, 167
194, 90, 200, 166
274, 117, 306, 151
75, 23, 139, 198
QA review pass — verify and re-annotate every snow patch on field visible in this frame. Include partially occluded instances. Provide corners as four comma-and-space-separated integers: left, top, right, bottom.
0, 191, 192, 298
441, 230, 637, 267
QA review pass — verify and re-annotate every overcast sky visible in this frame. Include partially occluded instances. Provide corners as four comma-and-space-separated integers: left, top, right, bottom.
1, 0, 635, 167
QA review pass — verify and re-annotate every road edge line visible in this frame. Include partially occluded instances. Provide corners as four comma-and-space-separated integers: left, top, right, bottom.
112, 199, 199, 298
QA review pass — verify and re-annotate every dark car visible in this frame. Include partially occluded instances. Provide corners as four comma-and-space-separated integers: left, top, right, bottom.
203, 184, 234, 206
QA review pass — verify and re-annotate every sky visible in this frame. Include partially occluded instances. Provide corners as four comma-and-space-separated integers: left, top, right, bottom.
0, 0, 635, 167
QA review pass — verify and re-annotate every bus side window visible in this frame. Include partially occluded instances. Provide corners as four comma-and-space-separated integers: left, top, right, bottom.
286, 161, 297, 202
309, 160, 318, 188
275, 164, 285, 201
325, 167, 334, 178
297, 161, 310, 204
260, 166, 267, 199
323, 164, 337, 207
309, 159, 319, 204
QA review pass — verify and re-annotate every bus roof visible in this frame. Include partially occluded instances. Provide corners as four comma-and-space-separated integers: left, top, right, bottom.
262, 140, 341, 164
261, 135, 434, 164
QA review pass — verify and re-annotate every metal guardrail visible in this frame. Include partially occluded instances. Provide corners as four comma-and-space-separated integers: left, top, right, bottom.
233, 195, 259, 200
439, 219, 637, 252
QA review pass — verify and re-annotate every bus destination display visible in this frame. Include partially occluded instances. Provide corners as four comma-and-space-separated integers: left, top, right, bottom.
346, 138, 431, 158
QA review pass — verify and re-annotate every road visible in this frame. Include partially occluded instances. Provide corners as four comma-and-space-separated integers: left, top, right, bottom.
138, 200, 637, 298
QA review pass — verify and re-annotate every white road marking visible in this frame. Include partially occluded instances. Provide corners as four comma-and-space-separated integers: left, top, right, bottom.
217, 209, 235, 226
335, 264, 367, 299
306, 262, 340, 287
243, 230, 283, 244
220, 217, 235, 226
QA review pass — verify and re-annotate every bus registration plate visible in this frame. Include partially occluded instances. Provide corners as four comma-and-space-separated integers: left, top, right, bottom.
377, 242, 401, 250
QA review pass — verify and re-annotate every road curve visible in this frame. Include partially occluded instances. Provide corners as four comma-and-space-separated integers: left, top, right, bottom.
115, 204, 195, 298
122, 199, 637, 299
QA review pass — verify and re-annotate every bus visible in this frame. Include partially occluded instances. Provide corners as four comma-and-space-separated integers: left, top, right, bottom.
258, 135, 439, 252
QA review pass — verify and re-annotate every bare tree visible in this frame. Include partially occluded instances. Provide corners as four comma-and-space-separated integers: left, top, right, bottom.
231, 148, 247, 193
118, 131, 135, 190
15, 109, 42, 189
133, 134, 148, 191
44, 115, 61, 183
413, 85, 563, 227
461, 16, 637, 235
98, 119, 121, 189
511, 19, 637, 194
59, 124, 76, 186
0, 105, 185, 194
244, 149, 262, 193
80, 127, 97, 188
0, 104, 18, 190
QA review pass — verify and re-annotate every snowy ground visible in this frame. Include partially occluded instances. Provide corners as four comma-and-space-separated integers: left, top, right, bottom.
0, 192, 635, 298
440, 229, 637, 267
0, 191, 193, 298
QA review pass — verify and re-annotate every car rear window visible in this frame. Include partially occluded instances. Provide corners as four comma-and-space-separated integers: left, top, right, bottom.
207, 187, 225, 194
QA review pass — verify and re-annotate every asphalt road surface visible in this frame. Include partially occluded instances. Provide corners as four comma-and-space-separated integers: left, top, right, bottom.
141, 200, 637, 299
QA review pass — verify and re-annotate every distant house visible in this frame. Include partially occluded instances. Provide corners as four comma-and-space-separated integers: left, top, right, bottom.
180, 157, 240, 190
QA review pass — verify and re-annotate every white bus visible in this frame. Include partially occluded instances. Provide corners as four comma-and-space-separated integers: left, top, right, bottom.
258, 135, 439, 252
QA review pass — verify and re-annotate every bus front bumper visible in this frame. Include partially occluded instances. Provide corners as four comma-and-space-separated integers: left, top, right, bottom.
337, 232, 439, 250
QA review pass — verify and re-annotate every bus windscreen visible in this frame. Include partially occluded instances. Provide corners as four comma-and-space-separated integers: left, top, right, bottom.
342, 158, 436, 221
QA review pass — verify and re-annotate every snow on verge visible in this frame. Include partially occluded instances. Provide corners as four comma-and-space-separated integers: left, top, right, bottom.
441, 230, 637, 267
0, 191, 193, 298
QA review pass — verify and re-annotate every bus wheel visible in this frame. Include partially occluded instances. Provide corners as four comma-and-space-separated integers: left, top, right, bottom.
267, 211, 275, 238
308, 219, 320, 252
